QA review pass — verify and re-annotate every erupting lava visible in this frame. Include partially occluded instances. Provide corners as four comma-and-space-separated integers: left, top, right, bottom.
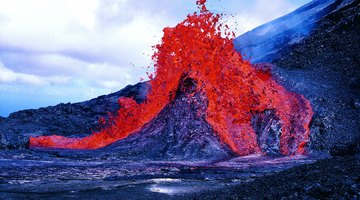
30, 1, 313, 156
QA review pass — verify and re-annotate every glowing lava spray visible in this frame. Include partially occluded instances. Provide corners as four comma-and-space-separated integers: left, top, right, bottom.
30, 0, 313, 156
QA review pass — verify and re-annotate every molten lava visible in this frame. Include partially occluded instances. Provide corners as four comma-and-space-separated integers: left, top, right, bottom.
30, 1, 313, 156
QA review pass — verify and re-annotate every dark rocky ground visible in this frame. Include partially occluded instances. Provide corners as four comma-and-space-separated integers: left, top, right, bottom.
0, 0, 359, 199
191, 155, 360, 200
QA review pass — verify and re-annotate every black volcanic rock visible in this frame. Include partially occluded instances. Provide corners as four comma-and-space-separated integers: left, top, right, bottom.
251, 110, 282, 155
330, 139, 360, 156
0, 82, 150, 150
103, 78, 234, 161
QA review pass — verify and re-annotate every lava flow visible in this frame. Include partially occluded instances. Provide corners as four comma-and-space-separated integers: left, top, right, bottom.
30, 0, 313, 156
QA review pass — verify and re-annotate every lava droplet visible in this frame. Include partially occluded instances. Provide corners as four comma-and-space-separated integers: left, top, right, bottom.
30, 0, 313, 156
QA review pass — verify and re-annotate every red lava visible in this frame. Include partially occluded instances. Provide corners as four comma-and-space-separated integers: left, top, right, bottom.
30, 0, 313, 156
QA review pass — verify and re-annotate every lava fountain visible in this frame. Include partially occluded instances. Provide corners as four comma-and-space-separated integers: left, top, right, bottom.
30, 0, 313, 156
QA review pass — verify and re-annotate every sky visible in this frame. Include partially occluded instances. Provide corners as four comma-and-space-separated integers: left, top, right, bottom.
0, 0, 312, 117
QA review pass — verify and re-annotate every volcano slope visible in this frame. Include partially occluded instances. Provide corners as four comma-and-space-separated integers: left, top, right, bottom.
101, 78, 234, 161
272, 0, 360, 156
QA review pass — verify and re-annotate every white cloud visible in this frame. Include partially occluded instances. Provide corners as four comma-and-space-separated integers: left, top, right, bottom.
0, 0, 308, 82
0, 0, 177, 63
0, 0, 187, 91
0, 0, 311, 116
96, 80, 125, 89
0, 61, 69, 85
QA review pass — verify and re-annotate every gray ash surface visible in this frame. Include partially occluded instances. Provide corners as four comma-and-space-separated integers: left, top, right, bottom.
0, 150, 322, 199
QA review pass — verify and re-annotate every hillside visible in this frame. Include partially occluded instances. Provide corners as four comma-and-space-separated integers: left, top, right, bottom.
235, 0, 360, 155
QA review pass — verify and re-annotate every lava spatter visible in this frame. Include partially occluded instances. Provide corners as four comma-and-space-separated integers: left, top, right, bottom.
30, 0, 313, 156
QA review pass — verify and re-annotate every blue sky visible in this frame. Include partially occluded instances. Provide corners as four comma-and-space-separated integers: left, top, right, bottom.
0, 0, 311, 117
